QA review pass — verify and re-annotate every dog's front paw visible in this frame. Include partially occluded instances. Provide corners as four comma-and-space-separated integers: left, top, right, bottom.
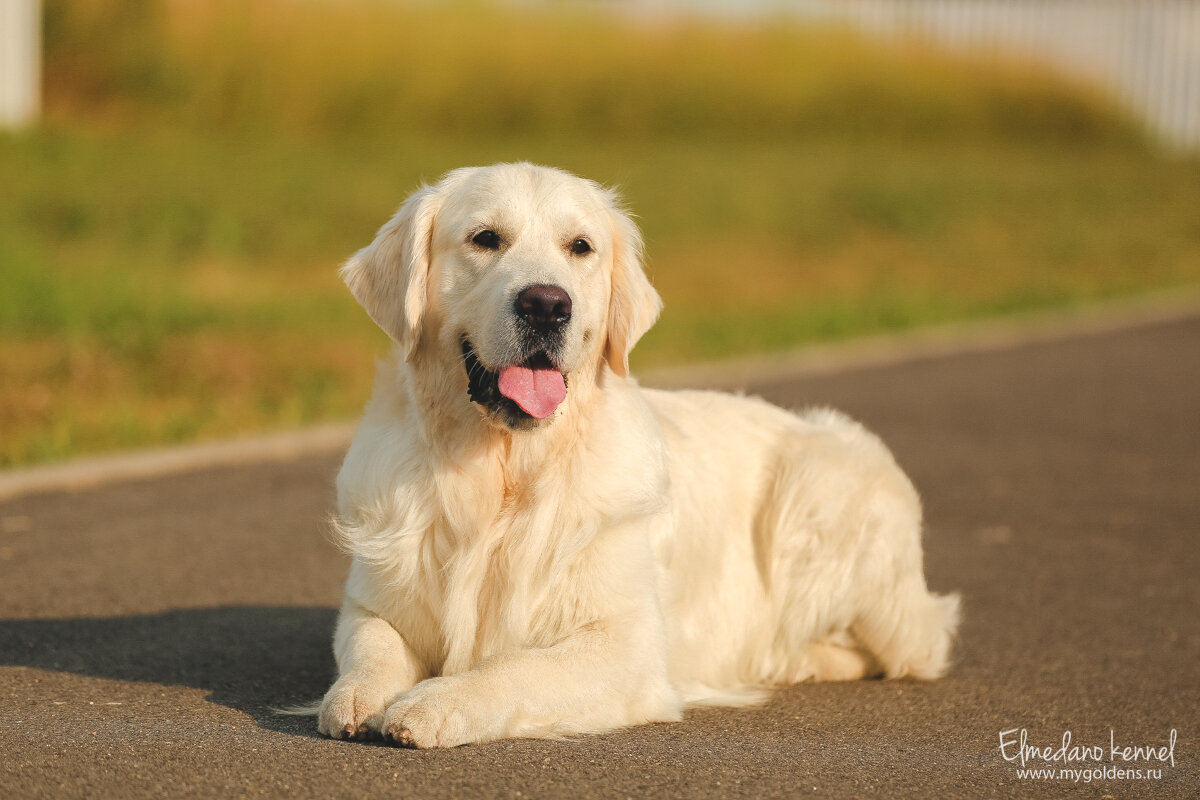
382, 677, 481, 749
318, 674, 404, 741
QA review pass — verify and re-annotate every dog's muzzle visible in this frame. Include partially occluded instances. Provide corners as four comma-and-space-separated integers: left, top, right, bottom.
460, 284, 573, 426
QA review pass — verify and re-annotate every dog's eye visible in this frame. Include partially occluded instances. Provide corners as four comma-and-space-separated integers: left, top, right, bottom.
472, 230, 501, 250
570, 238, 592, 256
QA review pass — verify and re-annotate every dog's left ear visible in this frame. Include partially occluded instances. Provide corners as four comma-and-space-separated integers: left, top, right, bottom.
604, 203, 663, 378
340, 184, 440, 360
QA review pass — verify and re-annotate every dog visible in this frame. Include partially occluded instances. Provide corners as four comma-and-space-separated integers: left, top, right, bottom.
314, 162, 959, 748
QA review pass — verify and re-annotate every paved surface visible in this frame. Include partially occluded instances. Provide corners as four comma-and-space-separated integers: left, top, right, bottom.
1, 316, 1198, 799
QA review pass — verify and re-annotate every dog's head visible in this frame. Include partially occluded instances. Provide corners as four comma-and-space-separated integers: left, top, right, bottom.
341, 163, 662, 431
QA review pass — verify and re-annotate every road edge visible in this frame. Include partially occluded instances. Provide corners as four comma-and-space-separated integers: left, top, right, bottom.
0, 423, 357, 502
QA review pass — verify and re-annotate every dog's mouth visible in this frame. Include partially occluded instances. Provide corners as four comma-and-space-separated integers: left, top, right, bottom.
462, 339, 567, 423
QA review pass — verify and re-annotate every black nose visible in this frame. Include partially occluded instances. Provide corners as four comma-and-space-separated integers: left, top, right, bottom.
515, 284, 572, 333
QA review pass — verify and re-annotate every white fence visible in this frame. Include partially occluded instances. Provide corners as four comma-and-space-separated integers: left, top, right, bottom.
0, 0, 39, 130
616, 0, 1200, 150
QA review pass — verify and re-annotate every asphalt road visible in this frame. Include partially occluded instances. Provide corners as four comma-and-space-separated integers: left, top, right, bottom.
2, 316, 1198, 799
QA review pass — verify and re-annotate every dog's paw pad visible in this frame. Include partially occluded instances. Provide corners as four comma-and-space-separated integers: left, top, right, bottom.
385, 726, 416, 748
348, 721, 377, 740
317, 678, 399, 741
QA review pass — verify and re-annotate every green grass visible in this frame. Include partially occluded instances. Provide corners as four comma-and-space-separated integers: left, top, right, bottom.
2, 0, 1198, 467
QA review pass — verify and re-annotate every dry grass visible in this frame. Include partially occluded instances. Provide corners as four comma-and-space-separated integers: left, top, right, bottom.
42, 0, 1136, 144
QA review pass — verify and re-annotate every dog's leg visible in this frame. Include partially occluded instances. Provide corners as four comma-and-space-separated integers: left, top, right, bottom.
796, 636, 880, 682
379, 617, 681, 748
318, 599, 425, 740
378, 523, 682, 748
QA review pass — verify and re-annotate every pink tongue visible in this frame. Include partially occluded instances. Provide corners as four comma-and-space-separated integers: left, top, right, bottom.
497, 365, 566, 419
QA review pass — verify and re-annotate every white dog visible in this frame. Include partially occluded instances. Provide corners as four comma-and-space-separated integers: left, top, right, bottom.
315, 162, 959, 748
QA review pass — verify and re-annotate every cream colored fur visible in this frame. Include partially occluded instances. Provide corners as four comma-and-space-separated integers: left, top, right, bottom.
316, 163, 960, 748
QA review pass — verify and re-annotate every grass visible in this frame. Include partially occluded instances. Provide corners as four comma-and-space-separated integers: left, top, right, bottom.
2, 0, 1198, 467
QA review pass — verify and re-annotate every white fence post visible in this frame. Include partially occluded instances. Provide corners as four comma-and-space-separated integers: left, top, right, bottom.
0, 0, 40, 130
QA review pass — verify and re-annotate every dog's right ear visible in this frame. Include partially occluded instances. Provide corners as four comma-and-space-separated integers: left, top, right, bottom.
604, 203, 662, 378
340, 185, 440, 360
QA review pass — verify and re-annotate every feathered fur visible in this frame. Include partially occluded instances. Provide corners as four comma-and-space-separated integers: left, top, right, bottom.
312, 163, 959, 748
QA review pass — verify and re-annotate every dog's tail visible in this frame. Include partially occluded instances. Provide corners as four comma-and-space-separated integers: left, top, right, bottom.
274, 701, 321, 717
678, 682, 772, 709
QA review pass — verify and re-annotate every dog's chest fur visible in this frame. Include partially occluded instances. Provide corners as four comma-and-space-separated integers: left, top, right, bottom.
338, 382, 668, 677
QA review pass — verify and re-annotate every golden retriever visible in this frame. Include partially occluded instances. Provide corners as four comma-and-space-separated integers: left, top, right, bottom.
316, 163, 959, 748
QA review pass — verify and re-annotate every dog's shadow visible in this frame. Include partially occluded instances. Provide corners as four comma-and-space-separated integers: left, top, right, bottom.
0, 606, 336, 737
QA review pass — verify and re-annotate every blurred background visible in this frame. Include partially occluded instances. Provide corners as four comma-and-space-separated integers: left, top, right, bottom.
1, 0, 1198, 468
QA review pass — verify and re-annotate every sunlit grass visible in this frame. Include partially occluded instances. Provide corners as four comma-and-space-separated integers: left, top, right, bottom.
2, 0, 1197, 467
